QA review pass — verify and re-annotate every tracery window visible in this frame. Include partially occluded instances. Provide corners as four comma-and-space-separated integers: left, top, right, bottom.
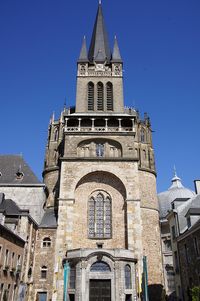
88, 192, 112, 239
125, 265, 132, 289
97, 82, 104, 110
106, 82, 113, 111
88, 82, 94, 111
90, 261, 111, 272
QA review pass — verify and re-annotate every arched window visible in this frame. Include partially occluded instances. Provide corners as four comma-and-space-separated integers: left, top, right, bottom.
125, 265, 132, 289
106, 82, 113, 111
41, 266, 47, 279
97, 82, 104, 110
42, 237, 51, 248
88, 82, 94, 111
54, 128, 58, 141
90, 261, 111, 272
88, 192, 112, 238
140, 128, 145, 143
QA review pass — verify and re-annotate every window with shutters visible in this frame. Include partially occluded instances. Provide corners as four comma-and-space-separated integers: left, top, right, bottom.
106, 82, 113, 110
88, 82, 94, 110
88, 192, 112, 239
97, 82, 104, 110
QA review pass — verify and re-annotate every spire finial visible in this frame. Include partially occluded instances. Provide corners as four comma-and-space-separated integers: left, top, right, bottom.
99, 0, 102, 5
173, 165, 177, 177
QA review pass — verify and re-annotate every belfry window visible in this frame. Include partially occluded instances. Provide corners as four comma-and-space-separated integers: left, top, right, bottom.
125, 265, 132, 289
88, 192, 112, 239
106, 82, 113, 110
97, 82, 104, 110
88, 82, 94, 111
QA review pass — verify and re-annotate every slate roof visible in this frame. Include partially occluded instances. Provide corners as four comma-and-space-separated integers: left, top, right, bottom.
39, 208, 57, 228
0, 155, 42, 185
112, 36, 123, 63
78, 36, 89, 62
88, 2, 111, 63
0, 198, 22, 215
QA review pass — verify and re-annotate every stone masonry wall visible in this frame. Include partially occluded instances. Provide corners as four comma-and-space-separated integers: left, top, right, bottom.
31, 228, 57, 301
75, 76, 124, 113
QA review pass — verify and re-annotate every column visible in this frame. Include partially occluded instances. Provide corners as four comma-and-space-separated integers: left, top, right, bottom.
91, 118, 95, 131
131, 118, 135, 132
65, 118, 68, 131
105, 118, 108, 131
78, 118, 82, 131
118, 119, 122, 131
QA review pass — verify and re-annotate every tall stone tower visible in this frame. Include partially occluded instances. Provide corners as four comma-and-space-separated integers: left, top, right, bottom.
34, 3, 163, 301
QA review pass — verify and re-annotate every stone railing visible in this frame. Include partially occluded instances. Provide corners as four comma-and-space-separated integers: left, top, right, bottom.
65, 127, 134, 132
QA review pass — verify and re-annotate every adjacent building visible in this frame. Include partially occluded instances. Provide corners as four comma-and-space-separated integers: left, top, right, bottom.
167, 182, 200, 301
158, 172, 195, 299
0, 155, 45, 223
0, 192, 38, 301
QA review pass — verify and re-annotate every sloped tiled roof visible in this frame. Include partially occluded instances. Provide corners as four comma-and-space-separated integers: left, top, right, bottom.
39, 208, 57, 228
0, 155, 41, 185
0, 198, 22, 215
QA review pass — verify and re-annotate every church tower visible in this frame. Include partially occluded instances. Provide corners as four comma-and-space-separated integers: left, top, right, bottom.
34, 3, 163, 301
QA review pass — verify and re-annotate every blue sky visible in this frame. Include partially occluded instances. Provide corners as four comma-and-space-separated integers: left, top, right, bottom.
0, 0, 200, 192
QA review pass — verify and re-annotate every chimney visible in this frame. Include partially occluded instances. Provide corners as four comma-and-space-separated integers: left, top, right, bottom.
194, 180, 200, 194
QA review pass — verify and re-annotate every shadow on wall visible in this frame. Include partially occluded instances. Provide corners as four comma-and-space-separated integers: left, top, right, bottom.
148, 284, 166, 301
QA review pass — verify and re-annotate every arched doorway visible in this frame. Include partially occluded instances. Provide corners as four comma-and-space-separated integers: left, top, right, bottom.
89, 261, 111, 301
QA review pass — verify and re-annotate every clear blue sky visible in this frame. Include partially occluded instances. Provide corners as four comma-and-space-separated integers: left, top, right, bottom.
0, 0, 200, 193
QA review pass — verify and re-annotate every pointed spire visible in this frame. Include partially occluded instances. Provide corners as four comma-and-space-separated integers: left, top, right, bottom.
88, 2, 111, 63
112, 36, 123, 63
78, 36, 88, 62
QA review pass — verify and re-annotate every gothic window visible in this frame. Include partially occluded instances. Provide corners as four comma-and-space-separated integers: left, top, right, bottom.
42, 237, 51, 248
140, 128, 145, 143
41, 266, 47, 279
90, 261, 111, 272
88, 192, 112, 239
125, 265, 132, 289
106, 82, 113, 111
96, 143, 104, 157
88, 82, 94, 111
97, 82, 104, 110
54, 128, 58, 141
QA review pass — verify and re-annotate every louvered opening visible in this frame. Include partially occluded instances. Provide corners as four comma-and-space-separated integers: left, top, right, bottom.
88, 82, 94, 111
97, 82, 104, 111
106, 82, 113, 111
